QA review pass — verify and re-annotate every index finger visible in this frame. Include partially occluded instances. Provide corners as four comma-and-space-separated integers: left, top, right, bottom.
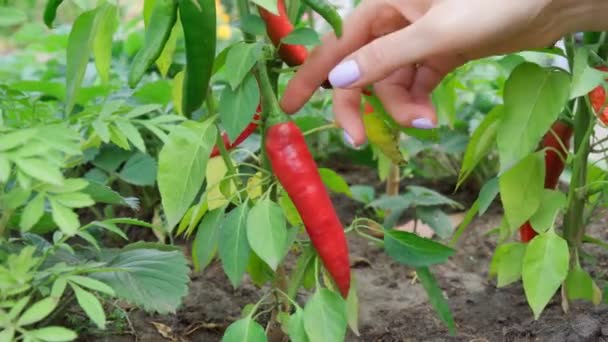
279, 0, 399, 114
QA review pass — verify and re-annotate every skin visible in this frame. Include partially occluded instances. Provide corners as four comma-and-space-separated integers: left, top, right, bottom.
279, 0, 608, 146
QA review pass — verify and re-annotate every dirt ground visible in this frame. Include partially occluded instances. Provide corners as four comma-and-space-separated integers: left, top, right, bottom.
87, 166, 608, 342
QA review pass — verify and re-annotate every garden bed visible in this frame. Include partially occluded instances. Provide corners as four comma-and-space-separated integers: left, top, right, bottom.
86, 166, 608, 342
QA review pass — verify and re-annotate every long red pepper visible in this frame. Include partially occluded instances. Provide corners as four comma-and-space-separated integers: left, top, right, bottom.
519, 120, 573, 242
266, 121, 351, 297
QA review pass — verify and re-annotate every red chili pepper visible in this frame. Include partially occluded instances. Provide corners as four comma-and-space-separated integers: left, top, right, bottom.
589, 66, 608, 124
266, 120, 351, 297
519, 120, 573, 242
258, 0, 308, 67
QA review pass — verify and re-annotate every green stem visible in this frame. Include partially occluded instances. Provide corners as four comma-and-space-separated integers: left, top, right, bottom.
255, 61, 286, 126
0, 209, 13, 237
563, 98, 593, 258
215, 126, 244, 191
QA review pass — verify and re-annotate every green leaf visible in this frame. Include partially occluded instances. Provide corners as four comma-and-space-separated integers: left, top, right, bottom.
350, 185, 375, 204
416, 207, 453, 239
384, 230, 455, 267
250, 0, 278, 15
497, 62, 570, 168
0, 7, 27, 27
282, 27, 320, 46
287, 246, 316, 298
4, 187, 31, 209
0, 128, 37, 151
240, 14, 266, 36
109, 124, 131, 150
222, 317, 268, 342
529, 189, 567, 234
303, 289, 347, 342
91, 221, 128, 240
192, 208, 224, 272
92, 245, 189, 314
565, 265, 601, 304
158, 120, 216, 229
92, 145, 131, 172
406, 186, 461, 208
247, 251, 275, 287
416, 267, 456, 334
522, 231, 569, 319
20, 194, 46, 232
0, 327, 15, 341
287, 307, 309, 342
489, 242, 526, 287
319, 168, 352, 197
49, 199, 80, 236
499, 151, 545, 228
219, 205, 251, 287
118, 152, 157, 186
67, 276, 115, 296
72, 284, 106, 329
346, 280, 359, 336
246, 199, 287, 271
478, 177, 499, 216
114, 119, 146, 153
44, 178, 88, 194
17, 297, 58, 326
570, 47, 605, 99
66, 6, 104, 114
15, 157, 63, 185
93, 4, 118, 83
458, 105, 502, 187
27, 327, 77, 341
278, 190, 302, 227
125, 104, 162, 119
224, 42, 263, 90
53, 192, 95, 208
82, 182, 133, 208
219, 73, 260, 142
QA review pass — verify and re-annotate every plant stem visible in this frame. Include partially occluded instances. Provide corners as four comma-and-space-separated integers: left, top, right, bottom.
0, 209, 13, 237
563, 98, 593, 259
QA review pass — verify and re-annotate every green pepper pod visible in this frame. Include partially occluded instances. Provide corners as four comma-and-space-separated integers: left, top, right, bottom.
178, 0, 217, 117
128, 0, 178, 89
44, 0, 64, 28
302, 0, 342, 38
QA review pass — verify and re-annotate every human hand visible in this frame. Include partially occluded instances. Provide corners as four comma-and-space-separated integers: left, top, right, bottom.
280, 0, 608, 147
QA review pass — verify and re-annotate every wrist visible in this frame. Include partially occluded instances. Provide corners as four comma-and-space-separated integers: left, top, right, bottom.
552, 0, 608, 32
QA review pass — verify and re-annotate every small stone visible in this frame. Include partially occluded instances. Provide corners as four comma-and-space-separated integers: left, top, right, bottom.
601, 326, 608, 336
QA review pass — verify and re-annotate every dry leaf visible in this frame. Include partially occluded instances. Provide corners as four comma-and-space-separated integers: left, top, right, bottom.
395, 212, 466, 238
151, 321, 178, 341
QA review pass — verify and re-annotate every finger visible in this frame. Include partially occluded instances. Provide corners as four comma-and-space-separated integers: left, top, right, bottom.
333, 88, 366, 147
374, 67, 437, 128
280, 0, 406, 114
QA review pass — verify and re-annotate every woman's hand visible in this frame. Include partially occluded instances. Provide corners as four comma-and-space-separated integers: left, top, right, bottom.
279, 0, 608, 147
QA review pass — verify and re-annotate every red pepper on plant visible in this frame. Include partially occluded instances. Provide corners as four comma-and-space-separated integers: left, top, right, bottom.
589, 65, 608, 124
257, 61, 351, 297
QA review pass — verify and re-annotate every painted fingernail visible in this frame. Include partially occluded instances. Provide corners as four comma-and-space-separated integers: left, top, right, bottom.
329, 60, 360, 88
343, 130, 356, 146
411, 118, 436, 129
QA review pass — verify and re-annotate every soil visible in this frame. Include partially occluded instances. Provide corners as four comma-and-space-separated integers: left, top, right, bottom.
87, 165, 608, 342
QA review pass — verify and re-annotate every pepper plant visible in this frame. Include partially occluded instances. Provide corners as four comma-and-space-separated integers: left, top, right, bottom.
455, 32, 608, 318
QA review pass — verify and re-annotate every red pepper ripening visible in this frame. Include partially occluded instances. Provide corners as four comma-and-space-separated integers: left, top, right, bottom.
258, 0, 308, 67
266, 121, 351, 297
519, 120, 573, 242
210, 108, 261, 158
589, 66, 608, 124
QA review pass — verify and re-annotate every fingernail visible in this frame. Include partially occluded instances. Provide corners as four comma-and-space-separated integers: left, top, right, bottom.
411, 118, 436, 129
343, 130, 365, 150
329, 60, 360, 88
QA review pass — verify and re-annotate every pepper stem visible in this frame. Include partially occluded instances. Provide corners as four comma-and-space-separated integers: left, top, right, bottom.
254, 60, 289, 127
